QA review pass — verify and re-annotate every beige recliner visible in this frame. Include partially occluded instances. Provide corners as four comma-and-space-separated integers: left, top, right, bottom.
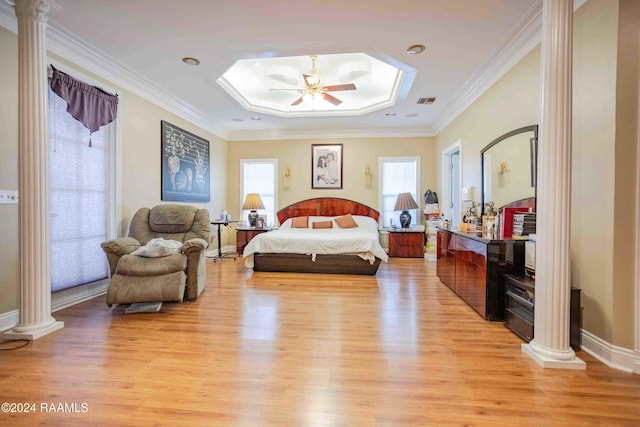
101, 204, 210, 307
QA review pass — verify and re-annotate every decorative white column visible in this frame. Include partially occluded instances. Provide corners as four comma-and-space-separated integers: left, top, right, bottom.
2, 0, 63, 340
522, 0, 584, 369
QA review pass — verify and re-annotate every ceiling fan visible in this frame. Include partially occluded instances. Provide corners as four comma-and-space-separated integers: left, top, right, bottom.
272, 55, 357, 106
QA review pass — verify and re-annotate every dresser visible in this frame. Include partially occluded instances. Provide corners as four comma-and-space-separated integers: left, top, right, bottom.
436, 228, 525, 320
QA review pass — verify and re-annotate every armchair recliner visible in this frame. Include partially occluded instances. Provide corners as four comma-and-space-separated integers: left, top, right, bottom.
101, 204, 210, 307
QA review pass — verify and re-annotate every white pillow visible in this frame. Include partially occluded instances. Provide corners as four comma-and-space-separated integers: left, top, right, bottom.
131, 238, 183, 257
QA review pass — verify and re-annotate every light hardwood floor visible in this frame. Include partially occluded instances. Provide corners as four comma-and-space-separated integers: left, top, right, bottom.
1, 258, 639, 426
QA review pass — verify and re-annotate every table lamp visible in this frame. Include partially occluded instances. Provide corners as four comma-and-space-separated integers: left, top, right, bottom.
242, 193, 265, 227
394, 192, 419, 229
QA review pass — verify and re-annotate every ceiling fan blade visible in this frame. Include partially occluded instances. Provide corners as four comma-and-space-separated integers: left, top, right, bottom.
323, 83, 357, 92
291, 96, 305, 106
322, 93, 342, 105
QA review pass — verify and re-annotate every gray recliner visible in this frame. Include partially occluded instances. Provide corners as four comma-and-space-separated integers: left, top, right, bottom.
101, 204, 210, 307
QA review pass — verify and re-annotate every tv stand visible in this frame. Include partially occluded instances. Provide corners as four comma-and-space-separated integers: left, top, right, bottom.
504, 273, 581, 350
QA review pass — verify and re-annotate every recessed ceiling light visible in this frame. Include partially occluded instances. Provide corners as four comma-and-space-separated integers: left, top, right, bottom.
182, 57, 200, 66
250, 116, 261, 121
406, 44, 425, 55
385, 113, 396, 117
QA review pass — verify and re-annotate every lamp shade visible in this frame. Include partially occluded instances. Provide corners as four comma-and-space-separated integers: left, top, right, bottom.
394, 192, 419, 229
243, 193, 265, 227
242, 193, 265, 211
394, 192, 419, 211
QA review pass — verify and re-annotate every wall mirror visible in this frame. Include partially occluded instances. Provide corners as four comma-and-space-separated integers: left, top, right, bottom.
481, 125, 538, 215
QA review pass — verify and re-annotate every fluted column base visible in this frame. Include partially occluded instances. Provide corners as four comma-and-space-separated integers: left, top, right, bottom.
2, 320, 64, 341
522, 342, 585, 370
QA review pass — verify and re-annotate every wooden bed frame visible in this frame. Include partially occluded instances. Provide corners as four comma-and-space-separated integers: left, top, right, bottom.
253, 197, 383, 275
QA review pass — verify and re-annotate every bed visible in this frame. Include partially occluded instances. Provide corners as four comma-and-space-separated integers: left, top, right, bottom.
242, 198, 388, 275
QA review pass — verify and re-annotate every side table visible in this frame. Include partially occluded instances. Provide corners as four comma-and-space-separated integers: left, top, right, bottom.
236, 227, 272, 255
210, 220, 241, 262
388, 229, 425, 258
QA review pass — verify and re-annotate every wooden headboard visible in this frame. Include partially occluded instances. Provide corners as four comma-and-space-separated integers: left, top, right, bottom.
277, 198, 380, 224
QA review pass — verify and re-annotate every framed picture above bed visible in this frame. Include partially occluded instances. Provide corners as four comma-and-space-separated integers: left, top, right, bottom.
161, 120, 210, 202
312, 143, 343, 189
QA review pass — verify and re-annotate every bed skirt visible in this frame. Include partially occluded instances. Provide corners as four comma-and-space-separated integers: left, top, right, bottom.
253, 253, 382, 275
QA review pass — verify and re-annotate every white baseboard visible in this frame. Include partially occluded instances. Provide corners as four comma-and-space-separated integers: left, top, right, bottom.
206, 245, 238, 258
0, 309, 19, 333
1, 280, 108, 332
51, 279, 109, 312
581, 329, 640, 374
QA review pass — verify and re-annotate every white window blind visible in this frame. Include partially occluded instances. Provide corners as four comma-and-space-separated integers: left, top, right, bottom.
240, 159, 277, 226
380, 157, 420, 228
48, 85, 111, 292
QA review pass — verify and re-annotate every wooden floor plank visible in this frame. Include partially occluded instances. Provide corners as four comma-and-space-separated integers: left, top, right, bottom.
1, 258, 639, 426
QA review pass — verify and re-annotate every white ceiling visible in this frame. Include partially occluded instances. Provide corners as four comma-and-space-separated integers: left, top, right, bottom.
3, 0, 546, 141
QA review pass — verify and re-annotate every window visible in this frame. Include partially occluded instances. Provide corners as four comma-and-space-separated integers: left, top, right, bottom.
379, 157, 420, 228
240, 159, 277, 226
48, 80, 117, 293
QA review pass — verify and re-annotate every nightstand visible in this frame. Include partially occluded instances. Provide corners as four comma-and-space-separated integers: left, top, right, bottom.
236, 227, 272, 254
388, 229, 425, 258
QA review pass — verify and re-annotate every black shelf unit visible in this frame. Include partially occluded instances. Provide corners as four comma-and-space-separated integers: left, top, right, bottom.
504, 273, 581, 350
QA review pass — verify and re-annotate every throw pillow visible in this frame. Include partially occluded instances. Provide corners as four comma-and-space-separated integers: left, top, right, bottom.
312, 220, 333, 229
334, 214, 359, 228
291, 216, 309, 228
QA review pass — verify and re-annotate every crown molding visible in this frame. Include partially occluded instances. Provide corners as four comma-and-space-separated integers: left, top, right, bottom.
225, 125, 435, 142
431, 0, 543, 134
432, 0, 589, 135
45, 23, 220, 139
0, 1, 17, 32
2, 0, 590, 142
0, 2, 221, 140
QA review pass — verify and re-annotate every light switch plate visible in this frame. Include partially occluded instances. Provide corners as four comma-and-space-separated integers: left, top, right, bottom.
461, 186, 474, 201
0, 190, 19, 204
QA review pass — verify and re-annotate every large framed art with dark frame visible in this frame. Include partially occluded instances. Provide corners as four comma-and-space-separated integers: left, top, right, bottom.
312, 143, 343, 189
161, 120, 210, 202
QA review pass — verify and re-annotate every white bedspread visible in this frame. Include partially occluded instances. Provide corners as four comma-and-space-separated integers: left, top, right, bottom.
242, 215, 388, 268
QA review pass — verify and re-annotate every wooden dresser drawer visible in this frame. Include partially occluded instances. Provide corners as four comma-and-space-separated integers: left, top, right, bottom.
388, 231, 424, 258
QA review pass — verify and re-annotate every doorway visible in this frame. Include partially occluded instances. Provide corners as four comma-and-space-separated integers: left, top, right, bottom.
442, 142, 461, 225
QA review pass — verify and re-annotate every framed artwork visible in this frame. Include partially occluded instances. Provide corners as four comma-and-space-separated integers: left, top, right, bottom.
312, 143, 343, 189
161, 120, 210, 202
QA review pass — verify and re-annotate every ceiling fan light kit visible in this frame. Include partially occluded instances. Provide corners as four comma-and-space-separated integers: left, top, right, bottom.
216, 52, 407, 117
286, 55, 357, 106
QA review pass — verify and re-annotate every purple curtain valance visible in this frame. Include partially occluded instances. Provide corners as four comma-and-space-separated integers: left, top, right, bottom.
50, 65, 119, 137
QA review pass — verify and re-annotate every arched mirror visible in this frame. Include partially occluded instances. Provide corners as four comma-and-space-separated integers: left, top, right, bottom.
481, 125, 538, 215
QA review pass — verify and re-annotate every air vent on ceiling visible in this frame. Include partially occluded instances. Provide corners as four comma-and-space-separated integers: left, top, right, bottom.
417, 97, 436, 105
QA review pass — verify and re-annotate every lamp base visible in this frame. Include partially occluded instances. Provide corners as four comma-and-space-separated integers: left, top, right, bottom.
399, 211, 412, 229
248, 210, 259, 227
